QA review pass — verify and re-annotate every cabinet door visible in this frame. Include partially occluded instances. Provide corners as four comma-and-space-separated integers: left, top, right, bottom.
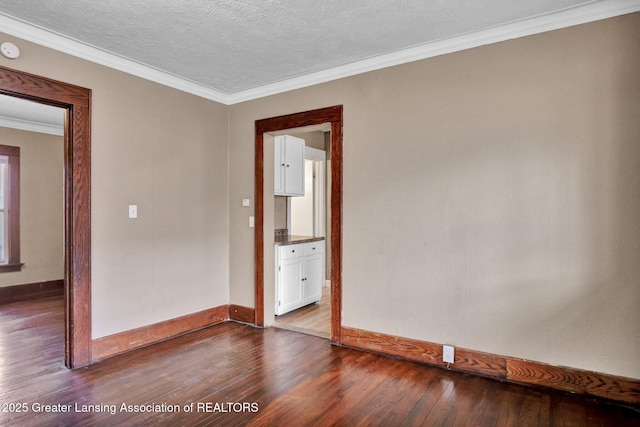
302, 254, 323, 304
283, 135, 305, 196
277, 258, 303, 314
274, 136, 285, 195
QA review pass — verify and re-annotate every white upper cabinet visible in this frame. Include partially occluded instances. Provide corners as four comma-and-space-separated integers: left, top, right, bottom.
274, 135, 305, 196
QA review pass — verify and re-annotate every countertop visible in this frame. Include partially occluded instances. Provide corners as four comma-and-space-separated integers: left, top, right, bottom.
274, 235, 325, 246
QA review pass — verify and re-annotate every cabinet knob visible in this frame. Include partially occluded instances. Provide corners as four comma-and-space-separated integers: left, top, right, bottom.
286, 164, 290, 167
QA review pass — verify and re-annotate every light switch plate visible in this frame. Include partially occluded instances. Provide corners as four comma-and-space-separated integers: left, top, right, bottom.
249, 216, 255, 228
242, 198, 250, 207
128, 205, 138, 219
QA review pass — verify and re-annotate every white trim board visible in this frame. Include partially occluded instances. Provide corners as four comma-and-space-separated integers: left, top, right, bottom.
305, 146, 326, 162
230, 1, 640, 104
0, 14, 231, 105
0, 115, 64, 136
1, 0, 638, 105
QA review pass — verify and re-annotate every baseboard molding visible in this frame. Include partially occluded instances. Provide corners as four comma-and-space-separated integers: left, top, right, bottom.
92, 305, 230, 362
229, 304, 255, 324
341, 326, 640, 405
0, 279, 64, 304
341, 327, 506, 378
506, 358, 640, 405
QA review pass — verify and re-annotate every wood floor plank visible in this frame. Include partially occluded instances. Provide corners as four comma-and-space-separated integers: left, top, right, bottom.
1, 296, 638, 426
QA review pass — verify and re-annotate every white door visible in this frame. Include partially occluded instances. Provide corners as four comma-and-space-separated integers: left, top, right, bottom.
278, 258, 302, 314
302, 254, 323, 304
274, 136, 285, 194
283, 135, 305, 196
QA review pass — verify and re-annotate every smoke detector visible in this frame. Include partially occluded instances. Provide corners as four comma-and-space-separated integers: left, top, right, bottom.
1, 42, 20, 59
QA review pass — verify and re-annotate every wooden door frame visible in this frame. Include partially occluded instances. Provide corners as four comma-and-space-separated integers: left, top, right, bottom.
255, 105, 343, 343
0, 65, 92, 368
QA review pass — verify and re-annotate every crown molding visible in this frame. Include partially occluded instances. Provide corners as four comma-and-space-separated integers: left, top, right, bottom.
227, 0, 640, 104
0, 14, 233, 105
0, 115, 64, 135
1, 0, 639, 106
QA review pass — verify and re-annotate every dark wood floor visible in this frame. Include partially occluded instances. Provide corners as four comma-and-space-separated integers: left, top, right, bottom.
1, 296, 638, 426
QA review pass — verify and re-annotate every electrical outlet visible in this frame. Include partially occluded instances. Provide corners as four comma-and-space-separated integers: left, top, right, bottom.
443, 345, 455, 364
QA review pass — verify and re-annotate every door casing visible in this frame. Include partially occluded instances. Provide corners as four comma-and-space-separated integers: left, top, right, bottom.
0, 65, 92, 368
254, 105, 343, 343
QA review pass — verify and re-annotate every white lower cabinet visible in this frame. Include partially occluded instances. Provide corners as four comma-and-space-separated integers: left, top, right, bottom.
278, 257, 304, 315
275, 240, 324, 315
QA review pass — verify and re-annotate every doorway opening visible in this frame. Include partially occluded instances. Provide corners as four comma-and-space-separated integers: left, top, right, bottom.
273, 131, 330, 338
254, 105, 343, 343
0, 94, 65, 307
0, 65, 92, 368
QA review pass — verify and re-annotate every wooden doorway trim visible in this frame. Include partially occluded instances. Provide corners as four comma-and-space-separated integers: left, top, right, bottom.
0, 66, 92, 368
255, 105, 343, 343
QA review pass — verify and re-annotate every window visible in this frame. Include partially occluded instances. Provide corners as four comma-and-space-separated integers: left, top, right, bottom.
0, 144, 21, 272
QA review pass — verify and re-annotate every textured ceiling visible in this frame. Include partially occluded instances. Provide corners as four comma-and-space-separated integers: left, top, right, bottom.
0, 0, 602, 96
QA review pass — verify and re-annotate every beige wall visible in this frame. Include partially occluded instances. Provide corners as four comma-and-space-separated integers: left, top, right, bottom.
294, 131, 326, 151
229, 13, 640, 378
0, 32, 230, 338
274, 196, 287, 229
0, 127, 63, 287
